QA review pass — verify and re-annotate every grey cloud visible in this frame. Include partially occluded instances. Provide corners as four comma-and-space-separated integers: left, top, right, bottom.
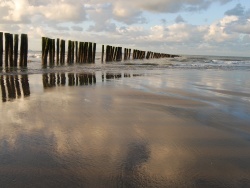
175, 15, 186, 23
225, 4, 245, 16
161, 19, 167, 24
136, 0, 233, 13
71, 26, 83, 31
88, 22, 117, 32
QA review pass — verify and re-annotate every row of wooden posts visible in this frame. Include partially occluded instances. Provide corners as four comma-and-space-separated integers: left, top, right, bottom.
1, 31, 179, 68
0, 32, 28, 68
42, 37, 97, 66
101, 45, 177, 62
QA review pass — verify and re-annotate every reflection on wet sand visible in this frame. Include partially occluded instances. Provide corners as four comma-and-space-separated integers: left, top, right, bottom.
102, 72, 142, 82
43, 73, 96, 88
1, 69, 250, 187
0, 74, 30, 102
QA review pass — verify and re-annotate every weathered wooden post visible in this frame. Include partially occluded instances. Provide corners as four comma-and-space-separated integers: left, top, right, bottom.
9, 34, 13, 67
78, 42, 82, 63
105, 45, 109, 62
60, 39, 64, 64
93, 43, 96, 63
71, 41, 75, 63
84, 42, 88, 63
42, 38, 49, 66
48, 38, 53, 65
52, 39, 55, 65
14, 34, 18, 67
0, 32, 3, 67
101, 45, 104, 63
5, 33, 10, 67
128, 49, 131, 59
56, 38, 59, 65
88, 42, 92, 63
112, 47, 116, 61
67, 40, 72, 64
20, 34, 28, 67
75, 41, 78, 63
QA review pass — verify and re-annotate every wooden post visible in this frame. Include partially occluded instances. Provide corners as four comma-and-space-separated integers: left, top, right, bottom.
71, 41, 75, 63
9, 34, 13, 67
78, 42, 82, 63
43, 38, 49, 66
75, 41, 78, 63
88, 42, 92, 63
5, 33, 10, 67
20, 34, 28, 67
105, 45, 109, 62
101, 45, 104, 63
14, 34, 18, 67
52, 39, 56, 65
56, 38, 59, 65
67, 40, 71, 64
124, 48, 127, 60
84, 42, 88, 63
0, 32, 3, 67
128, 49, 131, 59
60, 39, 64, 65
49, 38, 53, 65
93, 43, 96, 63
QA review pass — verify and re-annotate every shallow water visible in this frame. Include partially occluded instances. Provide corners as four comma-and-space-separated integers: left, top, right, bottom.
1, 56, 250, 187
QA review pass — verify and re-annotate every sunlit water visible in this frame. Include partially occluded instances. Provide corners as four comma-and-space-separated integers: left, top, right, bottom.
1, 53, 250, 187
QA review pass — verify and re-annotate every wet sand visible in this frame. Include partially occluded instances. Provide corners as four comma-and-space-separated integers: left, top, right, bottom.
1, 69, 250, 187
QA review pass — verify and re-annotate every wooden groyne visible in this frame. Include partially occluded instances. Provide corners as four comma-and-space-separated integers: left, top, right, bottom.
42, 37, 96, 66
0, 74, 30, 102
101, 45, 179, 63
0, 32, 28, 68
103, 45, 125, 62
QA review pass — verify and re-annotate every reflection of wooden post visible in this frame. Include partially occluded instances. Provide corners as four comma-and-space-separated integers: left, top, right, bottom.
101, 45, 104, 63
14, 34, 18, 67
0, 32, 3, 67
0, 76, 7, 102
15, 75, 21, 97
22, 75, 30, 96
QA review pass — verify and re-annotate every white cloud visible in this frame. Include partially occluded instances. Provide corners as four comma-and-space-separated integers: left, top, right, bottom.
0, 0, 249, 56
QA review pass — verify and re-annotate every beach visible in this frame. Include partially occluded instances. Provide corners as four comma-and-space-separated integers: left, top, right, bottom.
1, 55, 250, 187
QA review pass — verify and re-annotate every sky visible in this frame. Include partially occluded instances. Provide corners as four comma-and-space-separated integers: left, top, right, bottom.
0, 0, 250, 56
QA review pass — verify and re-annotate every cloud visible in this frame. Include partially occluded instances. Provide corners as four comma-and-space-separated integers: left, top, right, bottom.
225, 3, 245, 16
71, 26, 83, 32
175, 15, 186, 23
